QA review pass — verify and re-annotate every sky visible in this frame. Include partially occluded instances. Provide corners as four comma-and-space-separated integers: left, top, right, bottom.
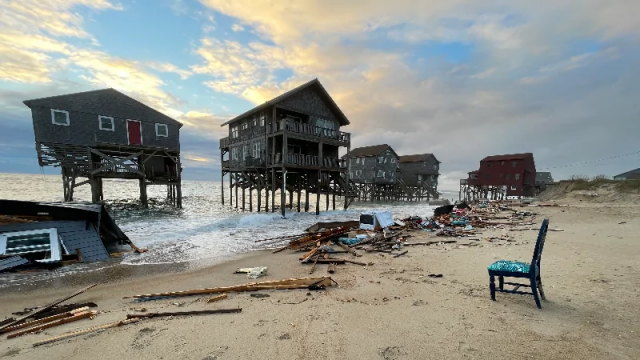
0, 0, 639, 191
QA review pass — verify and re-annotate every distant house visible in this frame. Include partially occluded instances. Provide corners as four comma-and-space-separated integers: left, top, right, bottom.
398, 154, 440, 188
466, 153, 537, 197
536, 172, 554, 185
346, 144, 399, 184
613, 168, 640, 180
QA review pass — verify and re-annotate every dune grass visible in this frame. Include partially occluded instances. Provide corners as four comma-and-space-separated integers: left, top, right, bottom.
563, 175, 640, 192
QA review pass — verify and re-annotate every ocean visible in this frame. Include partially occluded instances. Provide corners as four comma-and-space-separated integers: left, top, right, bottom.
0, 173, 456, 287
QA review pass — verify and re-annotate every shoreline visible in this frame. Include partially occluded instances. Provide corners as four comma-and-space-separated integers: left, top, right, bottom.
1, 203, 639, 359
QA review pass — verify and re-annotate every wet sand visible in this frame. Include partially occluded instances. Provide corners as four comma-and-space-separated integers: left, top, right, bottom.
1, 203, 639, 360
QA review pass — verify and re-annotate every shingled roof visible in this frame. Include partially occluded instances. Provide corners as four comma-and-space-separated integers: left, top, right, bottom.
23, 88, 183, 127
614, 168, 640, 179
399, 154, 440, 163
349, 144, 397, 158
481, 153, 533, 162
220, 78, 350, 127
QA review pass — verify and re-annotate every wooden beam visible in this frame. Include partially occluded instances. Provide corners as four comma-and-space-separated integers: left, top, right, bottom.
89, 150, 144, 176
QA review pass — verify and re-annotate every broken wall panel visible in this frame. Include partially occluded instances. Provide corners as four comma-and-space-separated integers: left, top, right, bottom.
0, 220, 109, 262
0, 256, 29, 272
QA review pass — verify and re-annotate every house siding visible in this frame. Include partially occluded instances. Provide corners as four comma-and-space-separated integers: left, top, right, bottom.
276, 87, 339, 125
476, 155, 536, 196
226, 108, 270, 170
399, 156, 440, 187
0, 220, 110, 262
348, 149, 399, 184
31, 107, 180, 150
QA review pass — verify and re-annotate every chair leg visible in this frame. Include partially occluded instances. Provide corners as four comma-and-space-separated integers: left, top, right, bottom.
530, 277, 542, 309
498, 276, 504, 290
489, 275, 496, 301
537, 277, 547, 301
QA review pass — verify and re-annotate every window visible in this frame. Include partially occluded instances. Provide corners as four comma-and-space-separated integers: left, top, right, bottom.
231, 126, 239, 139
486, 174, 490, 179
505, 174, 511, 180
512, 161, 518, 167
252, 142, 261, 158
98, 116, 114, 131
252, 116, 257, 127
242, 145, 248, 160
241, 122, 248, 130
51, 109, 70, 126
377, 170, 384, 178
349, 171, 353, 179
432, 164, 438, 171
356, 170, 362, 176
487, 162, 492, 168
232, 148, 239, 160
417, 174, 423, 182
430, 175, 435, 181
259, 112, 265, 126
511, 185, 517, 190
515, 173, 520, 180
155, 123, 168, 137
0, 228, 62, 263
501, 161, 504, 165
391, 158, 396, 163
378, 156, 384, 164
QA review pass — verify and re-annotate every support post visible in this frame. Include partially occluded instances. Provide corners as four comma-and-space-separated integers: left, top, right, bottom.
297, 174, 301, 212
176, 156, 182, 209
235, 173, 239, 209
242, 173, 246, 212
249, 173, 253, 212
271, 168, 275, 212
257, 173, 262, 213
264, 173, 268, 212
229, 173, 233, 208
316, 171, 321, 215
139, 178, 148, 208
305, 176, 310, 212
221, 169, 225, 206
281, 170, 287, 217
289, 187, 293, 210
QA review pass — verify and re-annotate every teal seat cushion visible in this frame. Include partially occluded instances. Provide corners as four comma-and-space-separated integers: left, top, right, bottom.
488, 260, 531, 273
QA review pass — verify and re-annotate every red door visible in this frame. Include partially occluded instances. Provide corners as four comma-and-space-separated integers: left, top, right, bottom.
127, 120, 142, 145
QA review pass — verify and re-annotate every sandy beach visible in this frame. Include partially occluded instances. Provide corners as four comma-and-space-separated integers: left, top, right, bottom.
1, 201, 639, 360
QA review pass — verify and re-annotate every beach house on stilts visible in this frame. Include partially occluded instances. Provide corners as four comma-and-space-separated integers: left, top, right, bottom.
23, 89, 183, 208
219, 79, 356, 216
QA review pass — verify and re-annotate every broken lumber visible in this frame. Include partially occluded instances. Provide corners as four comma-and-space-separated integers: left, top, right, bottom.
33, 318, 140, 347
313, 259, 346, 264
7, 311, 96, 339
1, 307, 89, 334
127, 309, 242, 319
343, 259, 369, 266
403, 240, 457, 246
0, 318, 15, 328
309, 255, 319, 275
124, 277, 333, 299
333, 241, 357, 256
33, 302, 98, 320
393, 250, 408, 258
206, 294, 228, 303
0, 283, 98, 332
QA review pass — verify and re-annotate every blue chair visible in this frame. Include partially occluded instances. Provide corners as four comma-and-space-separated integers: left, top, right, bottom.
487, 218, 549, 309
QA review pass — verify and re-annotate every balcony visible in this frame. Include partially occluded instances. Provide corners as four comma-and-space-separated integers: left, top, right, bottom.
219, 137, 230, 149
267, 119, 350, 145
268, 153, 341, 170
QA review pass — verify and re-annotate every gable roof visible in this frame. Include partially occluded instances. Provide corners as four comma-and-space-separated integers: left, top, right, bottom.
481, 153, 533, 162
399, 153, 439, 163
220, 78, 349, 127
614, 168, 640, 178
348, 144, 397, 158
23, 88, 182, 128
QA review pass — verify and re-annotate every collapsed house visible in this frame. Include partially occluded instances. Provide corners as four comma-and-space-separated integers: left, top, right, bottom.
0, 200, 139, 272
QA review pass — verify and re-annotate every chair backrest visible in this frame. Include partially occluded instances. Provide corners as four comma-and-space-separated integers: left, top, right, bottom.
530, 218, 549, 273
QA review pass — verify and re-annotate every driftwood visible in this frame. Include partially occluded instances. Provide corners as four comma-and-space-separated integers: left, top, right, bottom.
333, 241, 357, 257
0, 283, 98, 332
206, 294, 228, 303
127, 309, 242, 319
343, 259, 369, 266
309, 255, 320, 275
7, 311, 96, 339
313, 259, 346, 264
33, 318, 140, 347
125, 277, 333, 299
1, 307, 89, 334
0, 318, 15, 328
393, 250, 409, 258
33, 302, 98, 320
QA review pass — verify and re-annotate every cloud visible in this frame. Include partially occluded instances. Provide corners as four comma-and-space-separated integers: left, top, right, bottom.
231, 23, 245, 32
148, 61, 193, 79
470, 67, 496, 79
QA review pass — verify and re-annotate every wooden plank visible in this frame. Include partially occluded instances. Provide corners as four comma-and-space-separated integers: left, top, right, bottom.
124, 277, 332, 299
393, 250, 409, 258
1, 307, 89, 334
33, 318, 140, 347
7, 311, 96, 339
0, 283, 98, 332
127, 309, 242, 319
206, 294, 228, 303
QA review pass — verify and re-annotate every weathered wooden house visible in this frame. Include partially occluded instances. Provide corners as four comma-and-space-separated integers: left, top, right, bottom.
398, 154, 440, 200
219, 79, 354, 215
344, 144, 400, 201
613, 168, 640, 180
460, 153, 536, 200
535, 172, 554, 194
23, 88, 183, 207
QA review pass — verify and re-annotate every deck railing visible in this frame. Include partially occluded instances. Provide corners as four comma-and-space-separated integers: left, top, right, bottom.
219, 137, 230, 149
267, 119, 350, 144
